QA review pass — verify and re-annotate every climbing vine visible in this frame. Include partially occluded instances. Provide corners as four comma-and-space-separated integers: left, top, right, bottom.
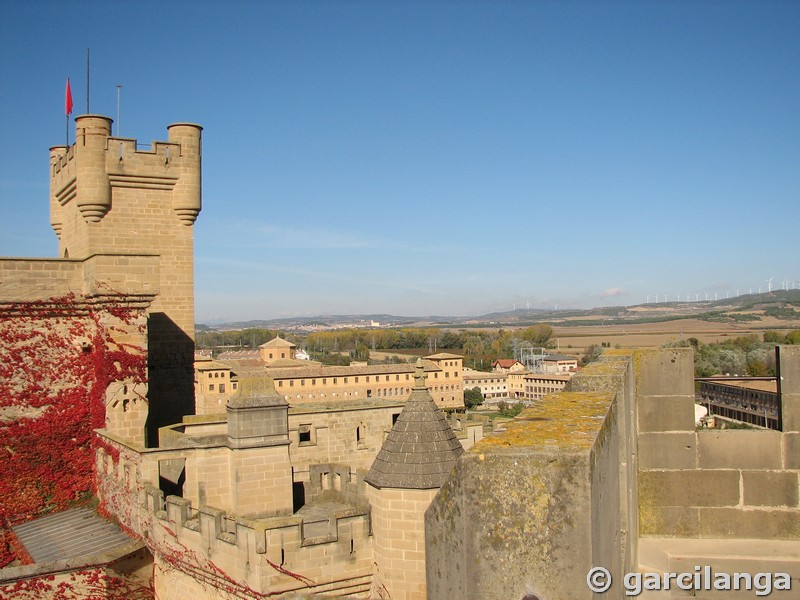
0, 292, 146, 569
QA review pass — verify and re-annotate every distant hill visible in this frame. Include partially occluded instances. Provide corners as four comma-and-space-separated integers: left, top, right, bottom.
197, 290, 800, 332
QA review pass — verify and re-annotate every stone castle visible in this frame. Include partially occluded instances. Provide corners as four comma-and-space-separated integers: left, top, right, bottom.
0, 115, 798, 599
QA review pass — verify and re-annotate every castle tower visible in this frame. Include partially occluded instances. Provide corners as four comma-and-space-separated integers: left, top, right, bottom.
364, 359, 464, 599
50, 115, 203, 445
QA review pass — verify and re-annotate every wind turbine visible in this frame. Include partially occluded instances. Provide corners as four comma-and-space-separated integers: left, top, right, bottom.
767, 276, 774, 293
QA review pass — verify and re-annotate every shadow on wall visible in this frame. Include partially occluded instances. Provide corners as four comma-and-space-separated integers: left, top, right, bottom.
145, 312, 195, 447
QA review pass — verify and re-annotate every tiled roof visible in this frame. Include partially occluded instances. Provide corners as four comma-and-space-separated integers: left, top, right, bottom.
216, 349, 259, 360
493, 359, 520, 368
195, 359, 232, 371
364, 360, 463, 490
262, 360, 441, 380
259, 337, 296, 349
12, 508, 135, 563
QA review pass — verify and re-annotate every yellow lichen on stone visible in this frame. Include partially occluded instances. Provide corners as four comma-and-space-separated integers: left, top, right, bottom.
470, 390, 614, 453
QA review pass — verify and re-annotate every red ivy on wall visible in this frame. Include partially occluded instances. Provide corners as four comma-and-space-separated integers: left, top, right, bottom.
0, 293, 146, 569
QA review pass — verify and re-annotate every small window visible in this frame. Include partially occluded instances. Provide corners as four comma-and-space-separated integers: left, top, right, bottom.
356, 423, 367, 448
344, 377, 348, 383
301, 380, 305, 386
278, 381, 283, 387
232, 382, 238, 390
219, 384, 225, 393
355, 377, 359, 383
208, 384, 214, 391
298, 424, 312, 445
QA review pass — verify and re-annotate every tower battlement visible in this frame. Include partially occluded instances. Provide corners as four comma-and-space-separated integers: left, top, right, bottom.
50, 115, 202, 233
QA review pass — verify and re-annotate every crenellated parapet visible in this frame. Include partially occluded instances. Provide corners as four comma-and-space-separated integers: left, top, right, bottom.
50, 116, 202, 232
95, 434, 374, 599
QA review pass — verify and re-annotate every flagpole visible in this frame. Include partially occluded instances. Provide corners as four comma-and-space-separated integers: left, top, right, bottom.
86, 48, 90, 113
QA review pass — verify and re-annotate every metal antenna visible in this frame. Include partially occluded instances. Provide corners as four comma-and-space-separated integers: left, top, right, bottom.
116, 83, 122, 137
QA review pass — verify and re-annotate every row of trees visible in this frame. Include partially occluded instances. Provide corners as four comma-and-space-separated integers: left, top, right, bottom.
576, 331, 800, 377
665, 331, 800, 377
196, 328, 287, 350
198, 324, 555, 369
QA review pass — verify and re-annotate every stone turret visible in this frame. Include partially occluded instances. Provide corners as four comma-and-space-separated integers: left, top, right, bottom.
365, 359, 463, 599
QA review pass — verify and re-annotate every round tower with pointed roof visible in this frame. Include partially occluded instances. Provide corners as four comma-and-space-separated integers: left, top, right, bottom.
365, 359, 463, 599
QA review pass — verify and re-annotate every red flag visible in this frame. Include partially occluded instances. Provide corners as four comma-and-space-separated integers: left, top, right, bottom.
65, 78, 73, 116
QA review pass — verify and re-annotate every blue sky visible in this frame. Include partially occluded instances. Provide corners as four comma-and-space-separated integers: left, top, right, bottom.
1, 1, 798, 323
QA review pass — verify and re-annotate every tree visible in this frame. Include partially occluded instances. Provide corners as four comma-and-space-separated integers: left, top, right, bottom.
581, 344, 603, 366
464, 387, 484, 410
520, 324, 554, 347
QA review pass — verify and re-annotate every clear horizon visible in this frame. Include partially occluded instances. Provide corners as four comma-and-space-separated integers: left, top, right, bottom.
1, 1, 798, 322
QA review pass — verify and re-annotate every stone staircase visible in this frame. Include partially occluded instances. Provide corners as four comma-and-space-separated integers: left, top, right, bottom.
636, 537, 800, 598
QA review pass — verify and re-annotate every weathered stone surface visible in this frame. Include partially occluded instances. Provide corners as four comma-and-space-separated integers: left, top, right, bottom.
638, 432, 698, 469
426, 451, 594, 600
637, 394, 696, 432
742, 470, 799, 507
634, 347, 695, 397
698, 507, 800, 539
697, 429, 782, 469
784, 432, 800, 469
639, 470, 740, 508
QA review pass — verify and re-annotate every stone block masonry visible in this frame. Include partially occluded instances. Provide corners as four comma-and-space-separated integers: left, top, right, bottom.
426, 347, 800, 599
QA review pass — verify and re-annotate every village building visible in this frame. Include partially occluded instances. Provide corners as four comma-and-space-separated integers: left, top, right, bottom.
463, 368, 508, 399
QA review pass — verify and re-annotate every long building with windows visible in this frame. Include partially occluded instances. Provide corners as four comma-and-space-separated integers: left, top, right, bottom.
196, 343, 464, 413
696, 377, 780, 430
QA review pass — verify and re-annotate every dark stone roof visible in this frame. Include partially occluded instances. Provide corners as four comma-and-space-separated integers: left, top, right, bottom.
364, 359, 463, 490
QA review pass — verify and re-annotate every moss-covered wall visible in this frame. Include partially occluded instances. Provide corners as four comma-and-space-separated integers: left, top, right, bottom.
425, 352, 640, 600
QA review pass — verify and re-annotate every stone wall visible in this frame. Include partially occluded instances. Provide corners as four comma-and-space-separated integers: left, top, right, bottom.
369, 486, 436, 600
95, 435, 373, 599
638, 346, 800, 539
288, 403, 403, 482
425, 347, 800, 599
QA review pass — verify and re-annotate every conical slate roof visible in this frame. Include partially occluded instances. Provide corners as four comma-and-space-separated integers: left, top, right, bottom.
364, 359, 464, 490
